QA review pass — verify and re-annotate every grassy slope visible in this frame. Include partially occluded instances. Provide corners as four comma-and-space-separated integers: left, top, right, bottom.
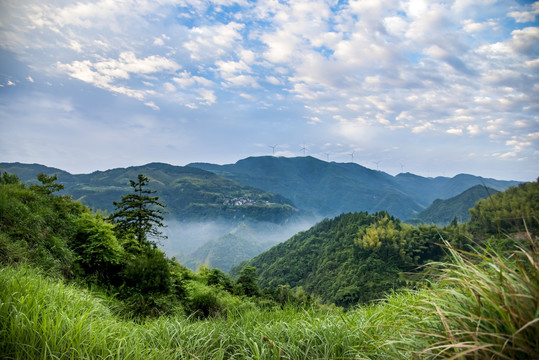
2, 234, 537, 359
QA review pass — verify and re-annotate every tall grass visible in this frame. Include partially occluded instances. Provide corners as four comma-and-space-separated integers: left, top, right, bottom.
0, 265, 408, 359
402, 235, 539, 359
2, 234, 537, 359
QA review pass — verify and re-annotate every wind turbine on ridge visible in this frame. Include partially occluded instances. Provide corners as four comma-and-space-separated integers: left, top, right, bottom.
269, 145, 277, 156
300, 144, 307, 156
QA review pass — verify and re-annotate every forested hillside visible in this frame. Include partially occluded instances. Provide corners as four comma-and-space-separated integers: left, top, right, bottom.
235, 180, 539, 307
233, 211, 465, 307
0, 162, 299, 224
407, 185, 498, 226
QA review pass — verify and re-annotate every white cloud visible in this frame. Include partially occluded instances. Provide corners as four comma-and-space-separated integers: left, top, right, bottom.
173, 71, 215, 89
509, 2, 539, 23
261, 30, 300, 63
467, 124, 480, 135
412, 122, 435, 133
184, 22, 244, 60
163, 82, 176, 92
509, 27, 539, 55
447, 128, 463, 135
462, 19, 488, 33
265, 76, 282, 85
57, 52, 180, 101
195, 88, 216, 105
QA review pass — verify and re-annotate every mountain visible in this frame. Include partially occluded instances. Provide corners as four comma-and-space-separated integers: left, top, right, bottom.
394, 173, 509, 207
190, 156, 520, 220
2, 158, 521, 272
179, 233, 273, 272
231, 211, 454, 307
191, 156, 422, 220
407, 185, 499, 226
0, 162, 299, 224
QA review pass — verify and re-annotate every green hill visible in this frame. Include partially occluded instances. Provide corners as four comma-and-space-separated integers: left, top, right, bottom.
234, 181, 538, 307
232, 211, 457, 307
407, 185, 498, 226
179, 233, 272, 272
0, 162, 298, 224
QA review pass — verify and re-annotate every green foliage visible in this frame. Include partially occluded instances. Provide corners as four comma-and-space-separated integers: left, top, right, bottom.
0, 177, 84, 277
1, 231, 537, 359
236, 266, 260, 297
72, 212, 124, 282
0, 171, 20, 184
109, 174, 167, 246
29, 173, 65, 195
468, 180, 539, 237
401, 236, 539, 359
206, 268, 235, 293
120, 247, 172, 296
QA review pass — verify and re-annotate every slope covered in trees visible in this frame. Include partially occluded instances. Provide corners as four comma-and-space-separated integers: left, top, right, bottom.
233, 211, 465, 307
407, 184, 498, 226
0, 162, 299, 224
235, 180, 539, 307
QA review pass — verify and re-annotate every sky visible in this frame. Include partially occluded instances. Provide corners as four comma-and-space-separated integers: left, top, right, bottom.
0, 0, 538, 181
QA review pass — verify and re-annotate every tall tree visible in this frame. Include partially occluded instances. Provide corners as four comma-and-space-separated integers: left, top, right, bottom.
109, 174, 167, 246
29, 173, 64, 195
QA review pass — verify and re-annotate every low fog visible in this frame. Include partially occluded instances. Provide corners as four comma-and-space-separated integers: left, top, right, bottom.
159, 216, 320, 270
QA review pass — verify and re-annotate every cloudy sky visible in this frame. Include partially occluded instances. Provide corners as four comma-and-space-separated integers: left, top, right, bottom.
0, 0, 538, 181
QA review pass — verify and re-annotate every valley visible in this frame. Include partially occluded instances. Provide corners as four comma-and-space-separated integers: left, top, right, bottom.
1, 157, 519, 271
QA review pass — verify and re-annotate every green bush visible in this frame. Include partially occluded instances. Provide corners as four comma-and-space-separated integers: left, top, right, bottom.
72, 212, 124, 283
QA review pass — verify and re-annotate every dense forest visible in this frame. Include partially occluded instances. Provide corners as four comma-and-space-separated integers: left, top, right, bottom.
0, 171, 537, 359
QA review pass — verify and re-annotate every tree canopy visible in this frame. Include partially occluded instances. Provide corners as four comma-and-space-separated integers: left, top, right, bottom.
109, 174, 167, 246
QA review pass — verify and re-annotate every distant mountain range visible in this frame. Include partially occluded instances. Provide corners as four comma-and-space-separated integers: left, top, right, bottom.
190, 156, 520, 220
1, 157, 521, 271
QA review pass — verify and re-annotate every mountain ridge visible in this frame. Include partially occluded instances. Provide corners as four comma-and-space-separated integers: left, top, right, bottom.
189, 156, 520, 220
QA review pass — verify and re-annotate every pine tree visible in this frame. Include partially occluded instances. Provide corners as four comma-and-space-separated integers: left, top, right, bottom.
109, 174, 167, 246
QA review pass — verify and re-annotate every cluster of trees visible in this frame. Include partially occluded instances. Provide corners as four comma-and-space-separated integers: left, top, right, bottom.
468, 180, 539, 237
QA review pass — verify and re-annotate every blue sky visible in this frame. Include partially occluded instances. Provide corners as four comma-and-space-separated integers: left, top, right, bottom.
1, 0, 538, 181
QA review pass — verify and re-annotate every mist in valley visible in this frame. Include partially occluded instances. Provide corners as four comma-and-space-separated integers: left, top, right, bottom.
159, 216, 320, 271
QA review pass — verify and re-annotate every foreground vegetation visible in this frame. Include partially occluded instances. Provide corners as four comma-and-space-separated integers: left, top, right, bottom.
1, 233, 537, 359
1, 172, 537, 358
